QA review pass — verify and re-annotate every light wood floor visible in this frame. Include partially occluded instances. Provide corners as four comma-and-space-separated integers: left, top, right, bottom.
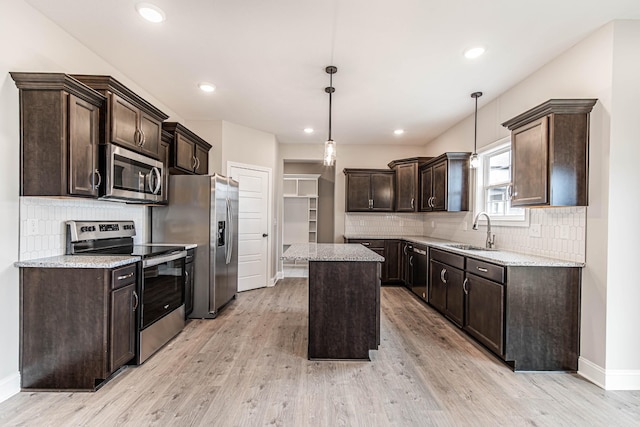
1, 278, 639, 426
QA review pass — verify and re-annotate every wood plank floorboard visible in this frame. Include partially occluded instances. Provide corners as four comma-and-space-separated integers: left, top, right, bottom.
1, 278, 639, 426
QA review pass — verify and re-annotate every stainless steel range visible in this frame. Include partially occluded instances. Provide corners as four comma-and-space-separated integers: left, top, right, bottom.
66, 220, 187, 364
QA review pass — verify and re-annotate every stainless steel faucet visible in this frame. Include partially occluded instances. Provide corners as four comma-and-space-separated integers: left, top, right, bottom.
472, 211, 495, 249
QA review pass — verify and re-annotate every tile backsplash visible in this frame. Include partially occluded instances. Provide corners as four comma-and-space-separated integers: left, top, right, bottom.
345, 213, 425, 237
19, 197, 147, 261
345, 207, 586, 263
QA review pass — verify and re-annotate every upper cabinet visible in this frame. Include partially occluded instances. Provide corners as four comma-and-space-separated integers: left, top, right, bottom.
388, 157, 431, 212
344, 169, 395, 212
502, 99, 597, 207
419, 153, 470, 212
162, 122, 212, 175
71, 75, 169, 160
11, 72, 105, 198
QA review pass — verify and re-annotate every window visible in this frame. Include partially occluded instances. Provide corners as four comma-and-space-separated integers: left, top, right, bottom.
475, 139, 527, 225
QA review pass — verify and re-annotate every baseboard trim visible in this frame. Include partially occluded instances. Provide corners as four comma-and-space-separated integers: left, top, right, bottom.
579, 357, 640, 390
0, 372, 20, 403
269, 272, 283, 287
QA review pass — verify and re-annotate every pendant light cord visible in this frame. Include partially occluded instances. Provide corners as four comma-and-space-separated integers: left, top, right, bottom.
474, 95, 478, 153
328, 71, 333, 141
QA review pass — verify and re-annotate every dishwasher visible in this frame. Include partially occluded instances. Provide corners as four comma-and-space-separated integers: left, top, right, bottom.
408, 244, 428, 301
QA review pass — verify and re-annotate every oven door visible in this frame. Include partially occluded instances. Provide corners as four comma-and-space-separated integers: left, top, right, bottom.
140, 250, 186, 329
103, 144, 164, 203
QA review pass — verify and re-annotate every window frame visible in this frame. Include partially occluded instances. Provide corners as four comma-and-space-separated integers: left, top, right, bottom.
472, 137, 529, 228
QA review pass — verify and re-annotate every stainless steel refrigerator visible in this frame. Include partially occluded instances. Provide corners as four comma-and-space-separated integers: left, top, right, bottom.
152, 174, 238, 318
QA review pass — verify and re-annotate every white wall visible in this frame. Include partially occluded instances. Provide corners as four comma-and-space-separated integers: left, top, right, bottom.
606, 21, 640, 381
426, 21, 640, 389
0, 1, 185, 401
222, 121, 280, 283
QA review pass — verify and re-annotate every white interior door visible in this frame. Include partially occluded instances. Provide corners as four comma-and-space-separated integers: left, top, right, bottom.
229, 164, 270, 292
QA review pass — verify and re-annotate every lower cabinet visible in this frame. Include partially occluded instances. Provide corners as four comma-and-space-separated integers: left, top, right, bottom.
464, 273, 504, 355
20, 263, 138, 390
429, 249, 465, 327
345, 238, 401, 284
428, 247, 580, 371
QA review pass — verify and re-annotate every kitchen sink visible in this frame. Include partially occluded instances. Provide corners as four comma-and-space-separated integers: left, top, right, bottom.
444, 244, 496, 251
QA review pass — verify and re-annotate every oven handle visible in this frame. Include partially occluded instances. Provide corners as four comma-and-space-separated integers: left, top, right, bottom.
142, 250, 187, 268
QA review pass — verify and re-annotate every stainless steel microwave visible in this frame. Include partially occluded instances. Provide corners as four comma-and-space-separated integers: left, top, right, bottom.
102, 144, 164, 203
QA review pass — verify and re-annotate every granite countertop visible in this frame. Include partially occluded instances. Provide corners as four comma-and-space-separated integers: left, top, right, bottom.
15, 255, 140, 269
343, 234, 583, 267
283, 243, 385, 262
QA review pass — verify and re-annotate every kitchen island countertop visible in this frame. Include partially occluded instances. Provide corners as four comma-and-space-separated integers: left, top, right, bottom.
282, 243, 385, 262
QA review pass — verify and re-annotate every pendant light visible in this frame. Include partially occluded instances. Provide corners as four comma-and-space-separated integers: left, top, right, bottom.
323, 66, 337, 166
470, 91, 483, 169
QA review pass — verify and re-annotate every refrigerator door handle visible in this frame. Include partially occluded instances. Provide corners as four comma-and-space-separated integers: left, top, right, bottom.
226, 198, 233, 265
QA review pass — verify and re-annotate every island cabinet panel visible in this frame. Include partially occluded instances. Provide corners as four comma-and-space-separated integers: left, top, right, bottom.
20, 264, 138, 390
308, 261, 380, 360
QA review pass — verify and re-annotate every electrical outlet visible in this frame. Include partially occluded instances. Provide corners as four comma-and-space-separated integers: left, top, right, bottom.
26, 219, 38, 236
529, 223, 541, 238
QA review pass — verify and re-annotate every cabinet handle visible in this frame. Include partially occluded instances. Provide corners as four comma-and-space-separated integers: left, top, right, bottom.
440, 268, 447, 284
192, 156, 198, 169
92, 169, 102, 189
118, 272, 135, 280
195, 157, 201, 170
411, 198, 414, 209
132, 290, 139, 310
477, 267, 488, 273
369, 199, 373, 209
361, 242, 370, 246
507, 184, 513, 200
403, 245, 408, 255
409, 255, 413, 266
133, 129, 140, 146
463, 278, 469, 295
139, 128, 146, 147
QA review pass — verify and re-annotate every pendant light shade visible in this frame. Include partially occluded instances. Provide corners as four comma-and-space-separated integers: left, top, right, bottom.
470, 91, 483, 169
323, 66, 337, 166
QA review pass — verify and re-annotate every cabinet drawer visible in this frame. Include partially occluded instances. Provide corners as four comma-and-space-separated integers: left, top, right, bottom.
430, 248, 464, 270
347, 239, 385, 249
466, 258, 505, 283
111, 264, 137, 289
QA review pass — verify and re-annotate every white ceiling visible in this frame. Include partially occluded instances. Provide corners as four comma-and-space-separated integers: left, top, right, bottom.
25, 0, 640, 146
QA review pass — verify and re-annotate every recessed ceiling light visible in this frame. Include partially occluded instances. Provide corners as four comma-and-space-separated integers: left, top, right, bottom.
464, 46, 486, 59
304, 128, 314, 134
198, 82, 216, 93
394, 129, 405, 135
136, 3, 166, 23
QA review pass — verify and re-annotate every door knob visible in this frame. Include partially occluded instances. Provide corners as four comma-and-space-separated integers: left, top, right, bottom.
262, 233, 269, 237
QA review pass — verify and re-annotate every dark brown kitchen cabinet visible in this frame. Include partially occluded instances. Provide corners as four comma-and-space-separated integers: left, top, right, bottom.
502, 99, 597, 207
344, 169, 395, 212
419, 153, 470, 212
344, 238, 400, 284
429, 249, 465, 327
20, 262, 138, 390
163, 122, 212, 175
71, 75, 169, 160
463, 259, 505, 356
388, 157, 431, 212
11, 72, 105, 198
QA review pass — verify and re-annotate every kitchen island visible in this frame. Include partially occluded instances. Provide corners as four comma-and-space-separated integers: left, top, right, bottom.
282, 243, 384, 360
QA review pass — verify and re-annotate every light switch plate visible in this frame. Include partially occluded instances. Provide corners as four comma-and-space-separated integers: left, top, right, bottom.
529, 223, 541, 238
